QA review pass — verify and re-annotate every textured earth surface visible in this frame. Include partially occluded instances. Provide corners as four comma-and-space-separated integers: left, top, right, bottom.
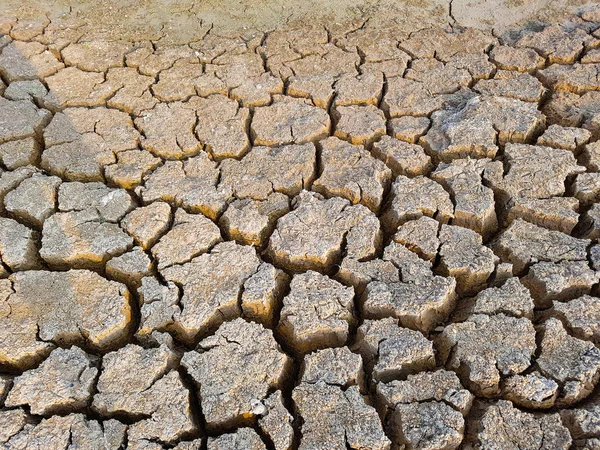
3, 1, 600, 449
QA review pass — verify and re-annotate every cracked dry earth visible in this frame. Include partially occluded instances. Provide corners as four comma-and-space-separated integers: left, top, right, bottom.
6, 7, 600, 450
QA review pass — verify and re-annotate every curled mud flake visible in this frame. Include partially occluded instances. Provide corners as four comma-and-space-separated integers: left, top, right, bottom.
105, 67, 158, 115
505, 196, 580, 235
0, 41, 63, 82
57, 181, 135, 222
312, 136, 392, 213
241, 262, 290, 327
151, 58, 205, 102
207, 428, 265, 450
1, 270, 131, 370
362, 265, 456, 333
438, 224, 499, 296
135, 277, 181, 345
0, 217, 42, 271
492, 219, 590, 275
0, 409, 29, 445
536, 318, 600, 407
404, 58, 472, 95
5, 346, 97, 415
432, 158, 499, 239
287, 74, 336, 108
45, 67, 119, 109
334, 71, 384, 106
353, 318, 435, 382
106, 246, 153, 288
105, 149, 162, 190
136, 153, 231, 220
574, 172, 600, 204
3, 413, 127, 450
293, 382, 391, 450
62, 40, 132, 72
489, 45, 545, 72
539, 63, 600, 94
121, 202, 172, 250
10, 19, 49, 41
267, 190, 381, 272
388, 116, 431, 144
92, 334, 195, 444
469, 399, 572, 449
0, 138, 41, 170
400, 27, 495, 62
193, 94, 251, 159
134, 100, 202, 160
542, 90, 600, 138
300, 346, 363, 387
371, 135, 432, 178
40, 209, 133, 269
4, 174, 61, 228
448, 53, 496, 80
4, 79, 55, 107
381, 77, 471, 118
0, 98, 50, 145
0, 172, 29, 216
258, 390, 294, 450
160, 241, 261, 343
127, 45, 193, 76
336, 256, 400, 292
420, 95, 545, 162
219, 143, 316, 200
582, 140, 600, 171
561, 393, 600, 443
219, 193, 290, 246
151, 208, 222, 269
492, 263, 514, 286
0, 278, 54, 371
553, 295, 600, 344
181, 318, 291, 430
279, 43, 360, 79
381, 175, 453, 232
251, 100, 330, 146
580, 48, 600, 64
473, 71, 546, 103
229, 72, 284, 108
392, 216, 440, 261
377, 370, 473, 450
537, 124, 592, 151
338, 26, 410, 77
438, 314, 536, 397
384, 239, 437, 283
277, 271, 355, 354
452, 277, 534, 321
42, 107, 140, 182
522, 260, 599, 308
332, 104, 387, 146
503, 372, 559, 410
35, 19, 87, 55
516, 25, 593, 64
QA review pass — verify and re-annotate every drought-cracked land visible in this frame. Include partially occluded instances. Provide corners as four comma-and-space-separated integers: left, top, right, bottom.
2, 0, 600, 448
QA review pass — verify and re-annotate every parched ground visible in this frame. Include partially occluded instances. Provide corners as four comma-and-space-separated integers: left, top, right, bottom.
3, 1, 600, 449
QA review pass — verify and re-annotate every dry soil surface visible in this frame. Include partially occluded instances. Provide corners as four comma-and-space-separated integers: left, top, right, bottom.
2, 1, 600, 449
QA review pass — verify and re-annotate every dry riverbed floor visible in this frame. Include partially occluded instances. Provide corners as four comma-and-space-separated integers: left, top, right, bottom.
2, 2, 600, 449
